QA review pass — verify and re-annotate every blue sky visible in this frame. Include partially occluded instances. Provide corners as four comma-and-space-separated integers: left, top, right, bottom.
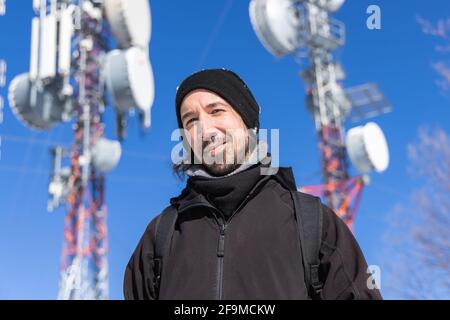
0, 0, 449, 300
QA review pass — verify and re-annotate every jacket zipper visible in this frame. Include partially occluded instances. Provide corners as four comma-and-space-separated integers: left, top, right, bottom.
217, 223, 226, 300
178, 203, 227, 300
212, 177, 270, 300
178, 175, 272, 300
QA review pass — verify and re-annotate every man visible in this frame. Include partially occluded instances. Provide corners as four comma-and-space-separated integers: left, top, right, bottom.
124, 68, 382, 300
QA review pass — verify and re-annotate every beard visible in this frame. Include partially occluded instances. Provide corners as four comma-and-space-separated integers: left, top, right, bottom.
203, 162, 239, 177
187, 128, 257, 177
202, 135, 252, 177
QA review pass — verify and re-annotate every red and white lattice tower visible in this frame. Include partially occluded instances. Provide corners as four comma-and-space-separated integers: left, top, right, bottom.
8, 0, 154, 299
57, 7, 109, 298
249, 0, 391, 230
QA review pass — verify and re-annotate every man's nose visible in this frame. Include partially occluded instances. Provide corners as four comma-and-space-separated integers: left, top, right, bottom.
198, 114, 217, 142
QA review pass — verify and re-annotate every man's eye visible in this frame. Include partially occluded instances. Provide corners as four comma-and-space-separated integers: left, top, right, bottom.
186, 118, 198, 126
211, 109, 225, 114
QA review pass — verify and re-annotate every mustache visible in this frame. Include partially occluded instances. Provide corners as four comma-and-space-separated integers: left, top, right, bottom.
202, 135, 228, 151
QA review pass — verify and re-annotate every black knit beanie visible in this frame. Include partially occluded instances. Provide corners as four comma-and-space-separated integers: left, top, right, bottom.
175, 69, 260, 131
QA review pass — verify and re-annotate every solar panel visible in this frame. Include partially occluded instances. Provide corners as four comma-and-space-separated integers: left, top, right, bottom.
344, 83, 392, 122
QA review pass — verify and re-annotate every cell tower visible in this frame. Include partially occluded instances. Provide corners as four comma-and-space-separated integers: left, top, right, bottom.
8, 0, 154, 299
249, 0, 391, 229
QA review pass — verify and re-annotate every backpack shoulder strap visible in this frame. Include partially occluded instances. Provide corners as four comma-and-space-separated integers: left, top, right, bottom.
153, 205, 178, 299
290, 191, 324, 298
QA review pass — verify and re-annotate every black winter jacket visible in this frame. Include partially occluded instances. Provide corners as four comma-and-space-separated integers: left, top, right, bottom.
124, 166, 382, 300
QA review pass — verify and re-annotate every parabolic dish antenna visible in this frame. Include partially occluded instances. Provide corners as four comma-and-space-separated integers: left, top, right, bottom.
91, 138, 122, 173
326, 0, 345, 12
104, 47, 154, 116
104, 0, 151, 49
345, 122, 389, 174
8, 73, 67, 130
249, 0, 302, 57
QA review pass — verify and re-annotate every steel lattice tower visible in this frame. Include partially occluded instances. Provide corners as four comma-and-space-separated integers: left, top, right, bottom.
58, 5, 108, 299
250, 0, 391, 230
8, 0, 154, 299
301, 42, 364, 229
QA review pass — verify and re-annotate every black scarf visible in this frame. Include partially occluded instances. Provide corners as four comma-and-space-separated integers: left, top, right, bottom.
187, 163, 266, 220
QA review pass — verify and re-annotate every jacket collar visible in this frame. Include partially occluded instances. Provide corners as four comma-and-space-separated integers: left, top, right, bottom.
170, 166, 298, 213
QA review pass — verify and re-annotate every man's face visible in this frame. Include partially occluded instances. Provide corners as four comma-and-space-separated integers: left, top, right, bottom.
180, 89, 250, 176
